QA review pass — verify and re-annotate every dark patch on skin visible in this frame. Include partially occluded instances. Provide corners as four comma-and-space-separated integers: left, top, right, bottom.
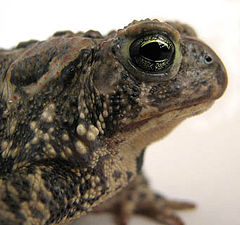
154, 193, 164, 200
139, 192, 147, 200
10, 176, 31, 202
126, 193, 133, 201
0, 158, 14, 177
11, 121, 35, 148
37, 188, 49, 205
60, 49, 91, 87
10, 48, 58, 86
112, 170, 122, 180
136, 148, 145, 174
94, 155, 109, 187
120, 116, 152, 133
83, 30, 103, 39
29, 205, 45, 219
16, 40, 38, 49
2, 193, 20, 213
126, 171, 133, 181
52, 31, 73, 37
59, 63, 77, 86
115, 185, 122, 191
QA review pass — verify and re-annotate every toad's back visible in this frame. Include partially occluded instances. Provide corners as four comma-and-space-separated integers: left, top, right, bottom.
0, 19, 227, 225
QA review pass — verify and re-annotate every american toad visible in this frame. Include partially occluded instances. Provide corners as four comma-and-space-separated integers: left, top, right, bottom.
0, 19, 227, 225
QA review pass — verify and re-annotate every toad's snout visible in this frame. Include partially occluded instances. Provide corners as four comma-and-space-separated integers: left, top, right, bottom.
182, 37, 228, 100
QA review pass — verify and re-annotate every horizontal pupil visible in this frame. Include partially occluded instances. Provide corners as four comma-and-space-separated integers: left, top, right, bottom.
140, 41, 171, 62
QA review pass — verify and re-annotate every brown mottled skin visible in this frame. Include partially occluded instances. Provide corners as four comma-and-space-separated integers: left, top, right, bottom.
0, 19, 227, 225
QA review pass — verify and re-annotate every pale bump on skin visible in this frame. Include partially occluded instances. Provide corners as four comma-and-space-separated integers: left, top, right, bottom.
41, 103, 56, 123
79, 112, 85, 119
43, 133, 50, 142
29, 121, 37, 130
48, 127, 54, 134
62, 133, 70, 141
96, 121, 104, 134
9, 119, 17, 135
86, 125, 99, 141
75, 140, 88, 154
1, 140, 13, 158
64, 146, 73, 156
102, 102, 109, 118
10, 147, 19, 158
31, 136, 39, 144
14, 161, 32, 171
30, 127, 51, 145
76, 123, 87, 136
60, 151, 67, 159
45, 143, 57, 157
1, 140, 9, 151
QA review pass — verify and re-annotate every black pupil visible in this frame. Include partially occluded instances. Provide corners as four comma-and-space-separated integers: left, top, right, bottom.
140, 41, 171, 61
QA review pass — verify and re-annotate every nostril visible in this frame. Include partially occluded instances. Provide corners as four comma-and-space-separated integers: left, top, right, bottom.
204, 54, 213, 64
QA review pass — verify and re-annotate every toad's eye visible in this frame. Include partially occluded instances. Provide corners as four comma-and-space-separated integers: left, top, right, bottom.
129, 34, 175, 73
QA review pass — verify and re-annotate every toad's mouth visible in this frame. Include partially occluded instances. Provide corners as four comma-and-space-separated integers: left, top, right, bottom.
121, 100, 214, 133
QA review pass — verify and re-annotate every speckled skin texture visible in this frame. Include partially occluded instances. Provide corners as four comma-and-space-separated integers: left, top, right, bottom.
0, 19, 227, 225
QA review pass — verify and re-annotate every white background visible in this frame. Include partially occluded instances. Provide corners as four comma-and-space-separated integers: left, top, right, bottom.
0, 0, 239, 225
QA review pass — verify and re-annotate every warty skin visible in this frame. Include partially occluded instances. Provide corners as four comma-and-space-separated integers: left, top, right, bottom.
0, 19, 227, 225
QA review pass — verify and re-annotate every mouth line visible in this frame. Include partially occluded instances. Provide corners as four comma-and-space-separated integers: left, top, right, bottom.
121, 100, 213, 132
